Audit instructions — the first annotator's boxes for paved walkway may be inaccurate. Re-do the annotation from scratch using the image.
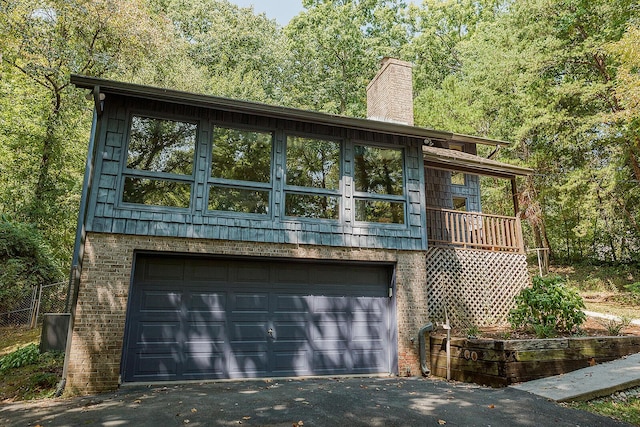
[512,352,640,402]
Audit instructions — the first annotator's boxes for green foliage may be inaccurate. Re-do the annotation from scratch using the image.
[509,276,586,337]
[0,219,63,312]
[598,317,631,336]
[625,282,640,295]
[0,344,40,372]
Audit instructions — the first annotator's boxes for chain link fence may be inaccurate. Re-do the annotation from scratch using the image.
[0,281,68,328]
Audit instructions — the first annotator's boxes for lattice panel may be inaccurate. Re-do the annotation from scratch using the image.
[426,247,530,328]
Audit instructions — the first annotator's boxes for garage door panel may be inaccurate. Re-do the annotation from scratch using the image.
[230,322,269,342]
[313,296,350,312]
[136,322,180,344]
[189,292,227,313]
[273,294,309,312]
[352,320,384,341]
[228,352,268,376]
[132,352,179,379]
[232,293,269,312]
[274,264,309,283]
[136,258,184,282]
[183,353,226,378]
[140,291,182,312]
[123,256,395,382]
[235,262,270,283]
[313,350,348,373]
[189,261,228,282]
[350,349,386,371]
[312,320,350,341]
[185,322,226,343]
[272,321,307,341]
[272,350,309,374]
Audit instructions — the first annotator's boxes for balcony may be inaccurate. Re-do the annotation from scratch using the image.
[426,207,524,253]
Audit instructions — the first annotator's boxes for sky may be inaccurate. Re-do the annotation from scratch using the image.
[227,0,305,26]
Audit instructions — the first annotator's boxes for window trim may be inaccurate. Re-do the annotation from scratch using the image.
[283,133,343,221]
[118,112,200,212]
[351,141,408,226]
[204,122,275,218]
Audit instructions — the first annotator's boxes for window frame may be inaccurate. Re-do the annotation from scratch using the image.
[283,132,343,222]
[118,112,199,212]
[351,142,407,226]
[205,122,275,218]
[449,143,467,187]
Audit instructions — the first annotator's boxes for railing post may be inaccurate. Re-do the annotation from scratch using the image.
[515,216,525,254]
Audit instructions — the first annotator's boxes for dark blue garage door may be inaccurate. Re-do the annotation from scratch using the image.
[122,255,396,382]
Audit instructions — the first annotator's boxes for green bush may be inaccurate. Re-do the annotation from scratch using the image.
[509,276,586,337]
[0,218,63,313]
[0,343,40,372]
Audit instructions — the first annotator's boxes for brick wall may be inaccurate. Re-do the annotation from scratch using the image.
[366,58,414,126]
[66,232,428,393]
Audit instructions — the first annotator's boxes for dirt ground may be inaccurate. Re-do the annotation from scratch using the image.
[447,316,640,340]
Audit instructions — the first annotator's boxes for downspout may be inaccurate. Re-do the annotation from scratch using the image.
[419,322,434,376]
[57,86,103,396]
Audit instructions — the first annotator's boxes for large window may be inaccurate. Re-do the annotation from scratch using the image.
[353,145,405,224]
[208,126,272,215]
[285,136,340,219]
[122,115,196,208]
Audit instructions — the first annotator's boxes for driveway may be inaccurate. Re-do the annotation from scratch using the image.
[0,376,631,426]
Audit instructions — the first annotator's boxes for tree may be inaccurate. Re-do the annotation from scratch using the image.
[0,0,173,263]
[283,0,410,116]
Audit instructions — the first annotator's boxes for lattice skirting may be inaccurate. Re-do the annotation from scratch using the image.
[426,247,530,328]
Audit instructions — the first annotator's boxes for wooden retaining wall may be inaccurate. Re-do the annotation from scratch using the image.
[430,335,640,387]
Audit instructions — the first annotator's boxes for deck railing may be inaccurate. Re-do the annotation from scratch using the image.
[426,207,524,253]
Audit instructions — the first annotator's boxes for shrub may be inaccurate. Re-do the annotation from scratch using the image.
[509,276,586,337]
[0,343,40,372]
[0,218,63,313]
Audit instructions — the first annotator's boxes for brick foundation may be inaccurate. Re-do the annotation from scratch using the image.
[66,232,428,393]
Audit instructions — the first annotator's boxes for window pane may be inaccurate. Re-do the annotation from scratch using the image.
[208,186,269,214]
[355,199,404,224]
[285,193,339,219]
[123,177,191,208]
[354,145,403,195]
[286,136,340,189]
[453,197,467,211]
[211,127,272,182]
[451,172,465,185]
[127,116,196,175]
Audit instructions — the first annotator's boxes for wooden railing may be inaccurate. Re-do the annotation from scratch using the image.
[426,207,524,253]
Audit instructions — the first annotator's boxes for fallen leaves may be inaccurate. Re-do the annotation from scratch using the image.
[438,420,447,425]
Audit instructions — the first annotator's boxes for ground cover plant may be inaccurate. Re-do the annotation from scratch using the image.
[0,327,63,402]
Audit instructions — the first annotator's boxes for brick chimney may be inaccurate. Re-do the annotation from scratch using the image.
[366,57,414,126]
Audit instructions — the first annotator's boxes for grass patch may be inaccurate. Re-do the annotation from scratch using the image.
[570,391,640,426]
[0,326,64,402]
[550,263,639,293]
[0,326,41,356]
[584,301,640,320]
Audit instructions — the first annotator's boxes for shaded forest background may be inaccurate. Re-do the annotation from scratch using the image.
[0,0,639,283]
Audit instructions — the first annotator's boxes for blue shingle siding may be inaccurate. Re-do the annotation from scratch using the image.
[87,95,427,250]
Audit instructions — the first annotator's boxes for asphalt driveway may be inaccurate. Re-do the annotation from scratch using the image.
[0,376,631,426]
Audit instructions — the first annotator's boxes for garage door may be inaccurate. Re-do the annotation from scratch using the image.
[122,255,396,382]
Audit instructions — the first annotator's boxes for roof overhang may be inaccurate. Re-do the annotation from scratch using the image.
[423,146,533,179]
[71,74,510,147]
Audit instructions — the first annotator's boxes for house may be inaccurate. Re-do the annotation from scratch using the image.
[65,58,532,393]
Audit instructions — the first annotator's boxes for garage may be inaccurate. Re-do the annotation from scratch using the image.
[122,254,397,382]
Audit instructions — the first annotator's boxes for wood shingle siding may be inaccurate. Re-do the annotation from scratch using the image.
[86,94,427,251]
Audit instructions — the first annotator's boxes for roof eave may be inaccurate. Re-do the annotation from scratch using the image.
[70,74,510,147]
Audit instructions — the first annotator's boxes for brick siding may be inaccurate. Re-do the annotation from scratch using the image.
[66,232,428,393]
